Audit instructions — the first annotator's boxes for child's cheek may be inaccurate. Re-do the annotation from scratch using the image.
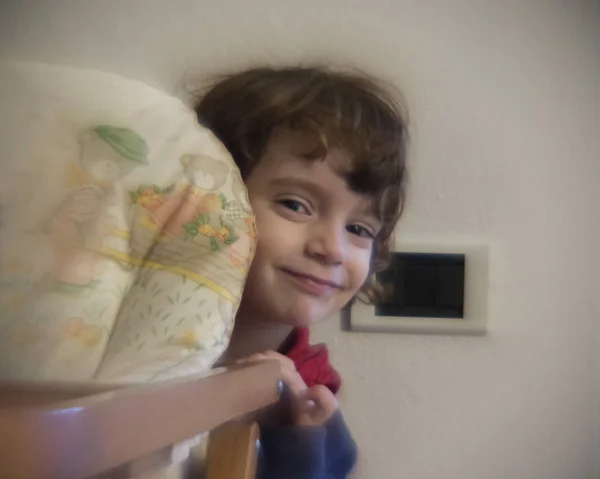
[349,248,372,292]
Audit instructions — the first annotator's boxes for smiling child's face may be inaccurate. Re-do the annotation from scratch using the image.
[239,129,381,328]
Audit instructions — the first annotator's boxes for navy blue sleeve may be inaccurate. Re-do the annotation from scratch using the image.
[257,410,357,479]
[324,410,358,476]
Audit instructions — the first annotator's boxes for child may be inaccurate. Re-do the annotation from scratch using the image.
[195,67,408,479]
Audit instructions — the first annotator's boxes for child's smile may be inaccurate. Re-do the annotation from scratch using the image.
[238,130,380,327]
[280,267,343,297]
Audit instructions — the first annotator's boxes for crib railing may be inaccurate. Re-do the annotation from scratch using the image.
[0,361,282,479]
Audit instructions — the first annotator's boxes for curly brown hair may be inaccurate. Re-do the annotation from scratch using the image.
[194,66,408,303]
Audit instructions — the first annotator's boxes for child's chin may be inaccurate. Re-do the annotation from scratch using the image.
[284,316,314,328]
[264,295,334,328]
[277,307,329,328]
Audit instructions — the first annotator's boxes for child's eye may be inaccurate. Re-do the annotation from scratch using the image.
[346,224,375,238]
[279,199,310,214]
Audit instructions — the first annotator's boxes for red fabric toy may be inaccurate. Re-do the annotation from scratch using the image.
[281,327,341,394]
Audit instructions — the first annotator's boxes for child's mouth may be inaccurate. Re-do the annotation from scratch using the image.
[281,269,341,297]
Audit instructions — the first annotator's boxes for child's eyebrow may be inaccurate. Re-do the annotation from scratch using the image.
[268,177,326,197]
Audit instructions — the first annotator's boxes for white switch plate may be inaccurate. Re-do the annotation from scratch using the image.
[343,243,489,336]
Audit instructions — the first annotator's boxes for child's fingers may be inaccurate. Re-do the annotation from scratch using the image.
[238,355,338,426]
[293,396,317,415]
[237,351,296,375]
[299,385,338,416]
[237,351,287,364]
[237,351,306,395]
[292,386,338,426]
[236,353,268,363]
[252,351,296,369]
[236,352,280,366]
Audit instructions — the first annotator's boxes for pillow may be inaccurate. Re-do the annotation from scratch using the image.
[0,61,255,383]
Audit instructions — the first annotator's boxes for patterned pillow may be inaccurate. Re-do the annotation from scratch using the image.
[0,61,255,383]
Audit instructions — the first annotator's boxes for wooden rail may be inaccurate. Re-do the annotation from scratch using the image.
[0,361,282,479]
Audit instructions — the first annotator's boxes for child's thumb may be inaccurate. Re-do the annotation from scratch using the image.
[300,385,338,412]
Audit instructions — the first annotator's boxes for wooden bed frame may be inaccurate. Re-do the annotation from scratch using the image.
[0,361,282,479]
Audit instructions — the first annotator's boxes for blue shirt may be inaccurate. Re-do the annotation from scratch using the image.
[257,410,357,479]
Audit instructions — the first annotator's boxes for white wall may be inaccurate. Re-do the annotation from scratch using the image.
[1,1,598,478]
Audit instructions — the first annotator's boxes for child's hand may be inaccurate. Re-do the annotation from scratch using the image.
[240,350,306,395]
[293,384,339,427]
[238,351,338,427]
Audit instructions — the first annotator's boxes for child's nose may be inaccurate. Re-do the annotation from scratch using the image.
[305,223,346,265]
